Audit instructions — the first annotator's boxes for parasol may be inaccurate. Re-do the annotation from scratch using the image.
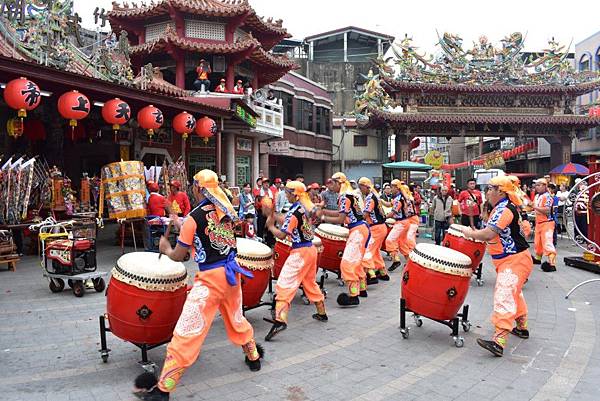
[382,161,432,171]
[549,163,589,176]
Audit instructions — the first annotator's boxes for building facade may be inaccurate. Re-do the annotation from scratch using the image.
[265,72,333,183]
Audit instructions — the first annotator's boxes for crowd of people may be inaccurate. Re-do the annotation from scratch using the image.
[133,168,588,400]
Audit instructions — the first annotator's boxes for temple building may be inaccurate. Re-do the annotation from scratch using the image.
[355,33,600,183]
[107,0,299,185]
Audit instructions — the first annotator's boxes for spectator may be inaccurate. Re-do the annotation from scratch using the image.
[321,178,339,210]
[266,89,277,103]
[146,181,170,217]
[556,183,569,233]
[380,183,392,202]
[431,186,453,245]
[258,178,275,246]
[241,213,258,241]
[308,183,322,206]
[295,173,304,183]
[238,183,255,218]
[167,180,191,216]
[548,183,560,245]
[458,178,483,229]
[193,59,211,92]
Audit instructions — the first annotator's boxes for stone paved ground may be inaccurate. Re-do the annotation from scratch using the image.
[1,225,600,400]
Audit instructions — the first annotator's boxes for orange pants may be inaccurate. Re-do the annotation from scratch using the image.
[491,250,533,347]
[386,218,417,262]
[362,223,387,275]
[275,246,325,322]
[340,224,369,296]
[158,269,257,392]
[534,221,556,265]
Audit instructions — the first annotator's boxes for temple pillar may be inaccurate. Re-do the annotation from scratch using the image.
[394,132,410,182]
[225,132,236,186]
[259,152,269,179]
[226,61,235,92]
[252,138,260,182]
[216,126,222,176]
[175,52,186,89]
[549,134,573,167]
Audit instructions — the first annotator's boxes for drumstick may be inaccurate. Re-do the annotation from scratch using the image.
[158,221,173,260]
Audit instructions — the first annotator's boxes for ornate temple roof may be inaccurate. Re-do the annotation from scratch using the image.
[250,47,298,70]
[130,27,260,56]
[109,0,251,20]
[369,108,600,128]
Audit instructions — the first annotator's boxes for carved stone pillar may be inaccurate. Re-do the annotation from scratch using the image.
[549,133,573,167]
[394,132,410,182]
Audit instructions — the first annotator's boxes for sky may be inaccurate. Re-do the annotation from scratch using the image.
[74,0,600,54]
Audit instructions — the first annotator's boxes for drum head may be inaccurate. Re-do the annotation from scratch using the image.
[312,237,322,246]
[236,238,273,270]
[447,224,484,242]
[410,243,472,277]
[316,223,349,239]
[114,252,188,291]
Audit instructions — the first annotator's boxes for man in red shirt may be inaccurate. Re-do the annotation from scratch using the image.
[458,178,483,228]
[167,180,191,216]
[147,181,169,217]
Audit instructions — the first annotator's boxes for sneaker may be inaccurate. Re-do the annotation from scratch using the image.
[476,338,503,357]
[366,276,379,285]
[532,257,541,265]
[312,313,328,322]
[377,273,390,281]
[511,327,529,339]
[388,262,402,272]
[133,372,169,401]
[359,290,368,298]
[541,262,556,272]
[244,343,264,371]
[263,319,287,341]
[337,293,360,306]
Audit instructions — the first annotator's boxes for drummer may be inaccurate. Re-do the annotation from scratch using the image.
[531,178,557,272]
[320,172,370,306]
[133,169,263,401]
[385,179,408,272]
[358,177,390,283]
[399,183,419,256]
[167,180,191,216]
[461,176,532,357]
[263,181,328,341]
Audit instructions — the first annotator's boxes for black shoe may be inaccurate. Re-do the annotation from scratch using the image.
[532,257,541,265]
[389,262,402,272]
[366,276,379,285]
[337,293,359,306]
[312,313,328,322]
[245,343,264,371]
[263,319,287,341]
[133,372,169,401]
[511,327,530,339]
[541,262,556,272]
[476,338,503,357]
[359,290,368,298]
[377,273,390,281]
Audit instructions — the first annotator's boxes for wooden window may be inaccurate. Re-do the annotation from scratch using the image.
[354,135,368,147]
[295,99,314,131]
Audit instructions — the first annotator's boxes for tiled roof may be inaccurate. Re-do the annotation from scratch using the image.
[130,28,260,56]
[244,14,290,38]
[250,47,298,70]
[370,108,600,127]
[109,0,251,20]
[382,75,600,96]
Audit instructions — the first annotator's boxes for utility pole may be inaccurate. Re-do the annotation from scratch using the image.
[340,118,346,172]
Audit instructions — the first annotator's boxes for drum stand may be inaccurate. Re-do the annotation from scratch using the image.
[473,263,484,286]
[399,298,471,348]
[318,268,345,288]
[98,315,168,374]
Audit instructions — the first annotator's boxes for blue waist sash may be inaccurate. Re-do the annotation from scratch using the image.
[292,241,313,249]
[198,252,253,286]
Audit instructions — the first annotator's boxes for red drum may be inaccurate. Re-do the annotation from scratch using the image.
[273,237,323,279]
[401,243,472,321]
[315,224,349,272]
[443,224,486,270]
[236,238,273,308]
[107,252,188,344]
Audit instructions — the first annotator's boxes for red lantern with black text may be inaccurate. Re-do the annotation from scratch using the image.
[102,98,131,130]
[58,90,90,128]
[195,116,217,144]
[173,111,196,141]
[3,77,41,118]
[137,105,163,141]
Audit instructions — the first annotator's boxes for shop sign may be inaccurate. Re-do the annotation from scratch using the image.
[235,104,257,128]
[424,150,444,169]
[237,138,252,151]
[483,150,505,170]
[268,140,290,155]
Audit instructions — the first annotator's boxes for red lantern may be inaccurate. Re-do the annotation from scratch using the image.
[58,90,90,127]
[3,77,41,118]
[137,105,163,141]
[195,116,217,144]
[173,111,196,141]
[102,98,131,130]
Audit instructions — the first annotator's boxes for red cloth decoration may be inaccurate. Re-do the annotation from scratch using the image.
[3,77,41,117]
